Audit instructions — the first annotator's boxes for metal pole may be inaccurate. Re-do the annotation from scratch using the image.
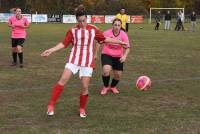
[149,8,151,24]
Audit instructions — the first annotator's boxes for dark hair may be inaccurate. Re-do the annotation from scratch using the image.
[75,5,87,19]
[112,18,122,25]
[15,7,21,11]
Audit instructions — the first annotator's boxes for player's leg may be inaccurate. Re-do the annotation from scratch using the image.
[16,39,25,68]
[164,21,167,30]
[47,63,77,116]
[100,54,112,95]
[168,21,171,30]
[110,57,123,94]
[110,70,122,94]
[79,67,93,118]
[17,45,23,67]
[126,23,129,32]
[11,39,18,66]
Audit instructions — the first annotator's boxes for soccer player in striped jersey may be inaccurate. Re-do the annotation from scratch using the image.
[100,18,131,95]
[41,5,127,118]
[8,8,29,68]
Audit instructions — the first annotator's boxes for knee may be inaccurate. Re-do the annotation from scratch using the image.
[103,69,111,76]
[58,78,67,85]
[17,46,22,53]
[103,72,110,76]
[114,73,121,80]
[114,75,120,80]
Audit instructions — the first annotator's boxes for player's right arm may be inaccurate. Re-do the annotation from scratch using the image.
[41,29,73,57]
[41,43,65,57]
[8,17,14,28]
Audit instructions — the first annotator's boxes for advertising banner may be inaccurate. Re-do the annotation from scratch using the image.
[22,14,32,23]
[0,13,13,22]
[131,16,144,24]
[32,14,48,23]
[63,15,76,23]
[105,15,115,23]
[48,14,61,22]
[91,15,105,23]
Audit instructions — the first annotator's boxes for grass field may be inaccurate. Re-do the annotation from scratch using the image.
[0,22,200,134]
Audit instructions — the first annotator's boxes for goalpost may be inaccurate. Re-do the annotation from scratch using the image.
[149,8,184,24]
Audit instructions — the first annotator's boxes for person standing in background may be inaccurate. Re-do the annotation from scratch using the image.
[175,12,181,31]
[155,11,161,30]
[179,10,185,31]
[8,8,30,68]
[164,11,171,30]
[190,11,197,32]
[115,8,129,32]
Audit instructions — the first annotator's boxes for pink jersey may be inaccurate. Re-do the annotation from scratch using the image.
[8,16,29,38]
[62,24,105,68]
[102,29,130,57]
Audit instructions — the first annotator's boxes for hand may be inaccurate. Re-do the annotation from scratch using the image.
[119,55,127,63]
[11,25,15,28]
[20,24,26,28]
[120,41,128,46]
[41,49,52,57]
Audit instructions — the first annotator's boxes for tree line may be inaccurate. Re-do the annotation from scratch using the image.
[0,0,199,15]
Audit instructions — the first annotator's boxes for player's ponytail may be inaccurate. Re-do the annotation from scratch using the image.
[75,4,87,19]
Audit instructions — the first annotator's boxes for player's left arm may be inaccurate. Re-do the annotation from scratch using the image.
[120,48,130,63]
[119,33,131,63]
[22,18,30,28]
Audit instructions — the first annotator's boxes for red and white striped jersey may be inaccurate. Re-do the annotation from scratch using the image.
[62,24,105,68]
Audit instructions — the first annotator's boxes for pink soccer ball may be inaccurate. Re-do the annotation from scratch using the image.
[136,76,151,90]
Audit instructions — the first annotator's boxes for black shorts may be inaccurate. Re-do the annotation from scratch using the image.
[11,38,25,47]
[101,54,123,71]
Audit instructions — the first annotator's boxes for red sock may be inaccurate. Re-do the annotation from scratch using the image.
[48,83,64,106]
[80,94,88,110]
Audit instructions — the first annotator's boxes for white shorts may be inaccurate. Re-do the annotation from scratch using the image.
[65,63,93,78]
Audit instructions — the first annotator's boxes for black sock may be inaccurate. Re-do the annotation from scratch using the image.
[102,75,110,87]
[18,52,23,64]
[12,52,17,63]
[111,79,119,88]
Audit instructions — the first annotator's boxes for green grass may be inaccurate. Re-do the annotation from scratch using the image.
[0,22,200,134]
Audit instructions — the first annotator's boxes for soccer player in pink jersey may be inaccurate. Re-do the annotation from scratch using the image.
[41,5,127,118]
[8,8,29,68]
[100,18,131,95]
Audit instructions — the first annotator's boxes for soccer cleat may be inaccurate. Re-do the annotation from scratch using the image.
[80,108,87,118]
[100,86,110,95]
[47,105,54,116]
[110,87,119,94]
[10,62,17,66]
